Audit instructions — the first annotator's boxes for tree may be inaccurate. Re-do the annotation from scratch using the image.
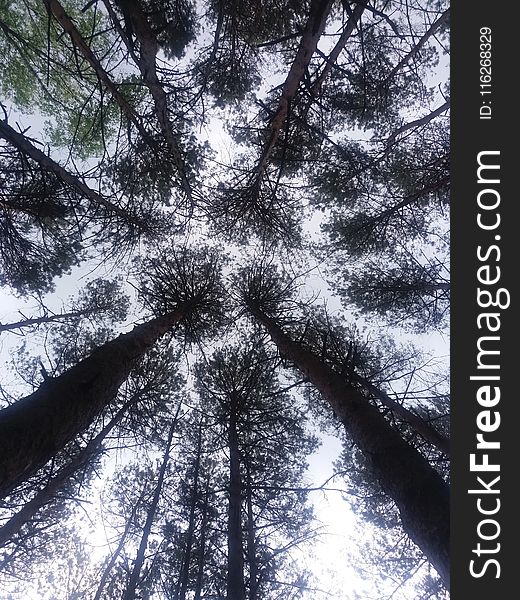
[0,0,200,293]
[334,433,449,599]
[0,117,154,294]
[0,0,124,157]
[151,415,222,600]
[0,309,182,499]
[0,0,450,596]
[0,248,224,498]
[0,343,183,554]
[195,336,318,600]
[0,133,82,293]
[205,0,348,244]
[92,486,148,600]
[239,265,449,587]
[123,417,178,600]
[0,397,131,550]
[0,278,129,335]
[170,419,205,600]
[91,462,162,600]
[280,305,450,456]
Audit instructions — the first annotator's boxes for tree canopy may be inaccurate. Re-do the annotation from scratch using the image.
[0,1,450,598]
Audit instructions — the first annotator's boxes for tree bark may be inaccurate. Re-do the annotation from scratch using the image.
[0,119,135,223]
[227,399,246,600]
[176,422,203,600]
[385,8,450,83]
[43,0,151,143]
[250,308,450,588]
[0,308,184,499]
[310,1,368,96]
[386,101,450,148]
[255,0,333,180]
[0,307,99,334]
[112,0,192,200]
[0,396,136,548]
[123,416,178,600]
[348,372,450,456]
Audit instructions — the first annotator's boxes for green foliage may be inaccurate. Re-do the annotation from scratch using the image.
[0,0,450,596]
[136,244,229,343]
[344,255,450,332]
[0,0,124,157]
[0,145,83,293]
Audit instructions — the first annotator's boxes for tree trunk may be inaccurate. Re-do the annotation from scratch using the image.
[0,307,99,334]
[255,0,333,179]
[310,1,368,96]
[114,0,192,200]
[245,463,258,600]
[43,0,151,143]
[348,372,450,456]
[123,416,178,600]
[0,396,136,548]
[385,8,450,82]
[386,101,450,147]
[0,308,184,499]
[251,309,450,588]
[227,400,245,600]
[93,486,148,600]
[193,472,211,600]
[176,422,203,600]
[0,120,135,223]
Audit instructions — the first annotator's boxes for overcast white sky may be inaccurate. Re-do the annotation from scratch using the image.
[0,3,450,597]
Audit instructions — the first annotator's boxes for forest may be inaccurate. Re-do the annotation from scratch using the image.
[0,0,450,598]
